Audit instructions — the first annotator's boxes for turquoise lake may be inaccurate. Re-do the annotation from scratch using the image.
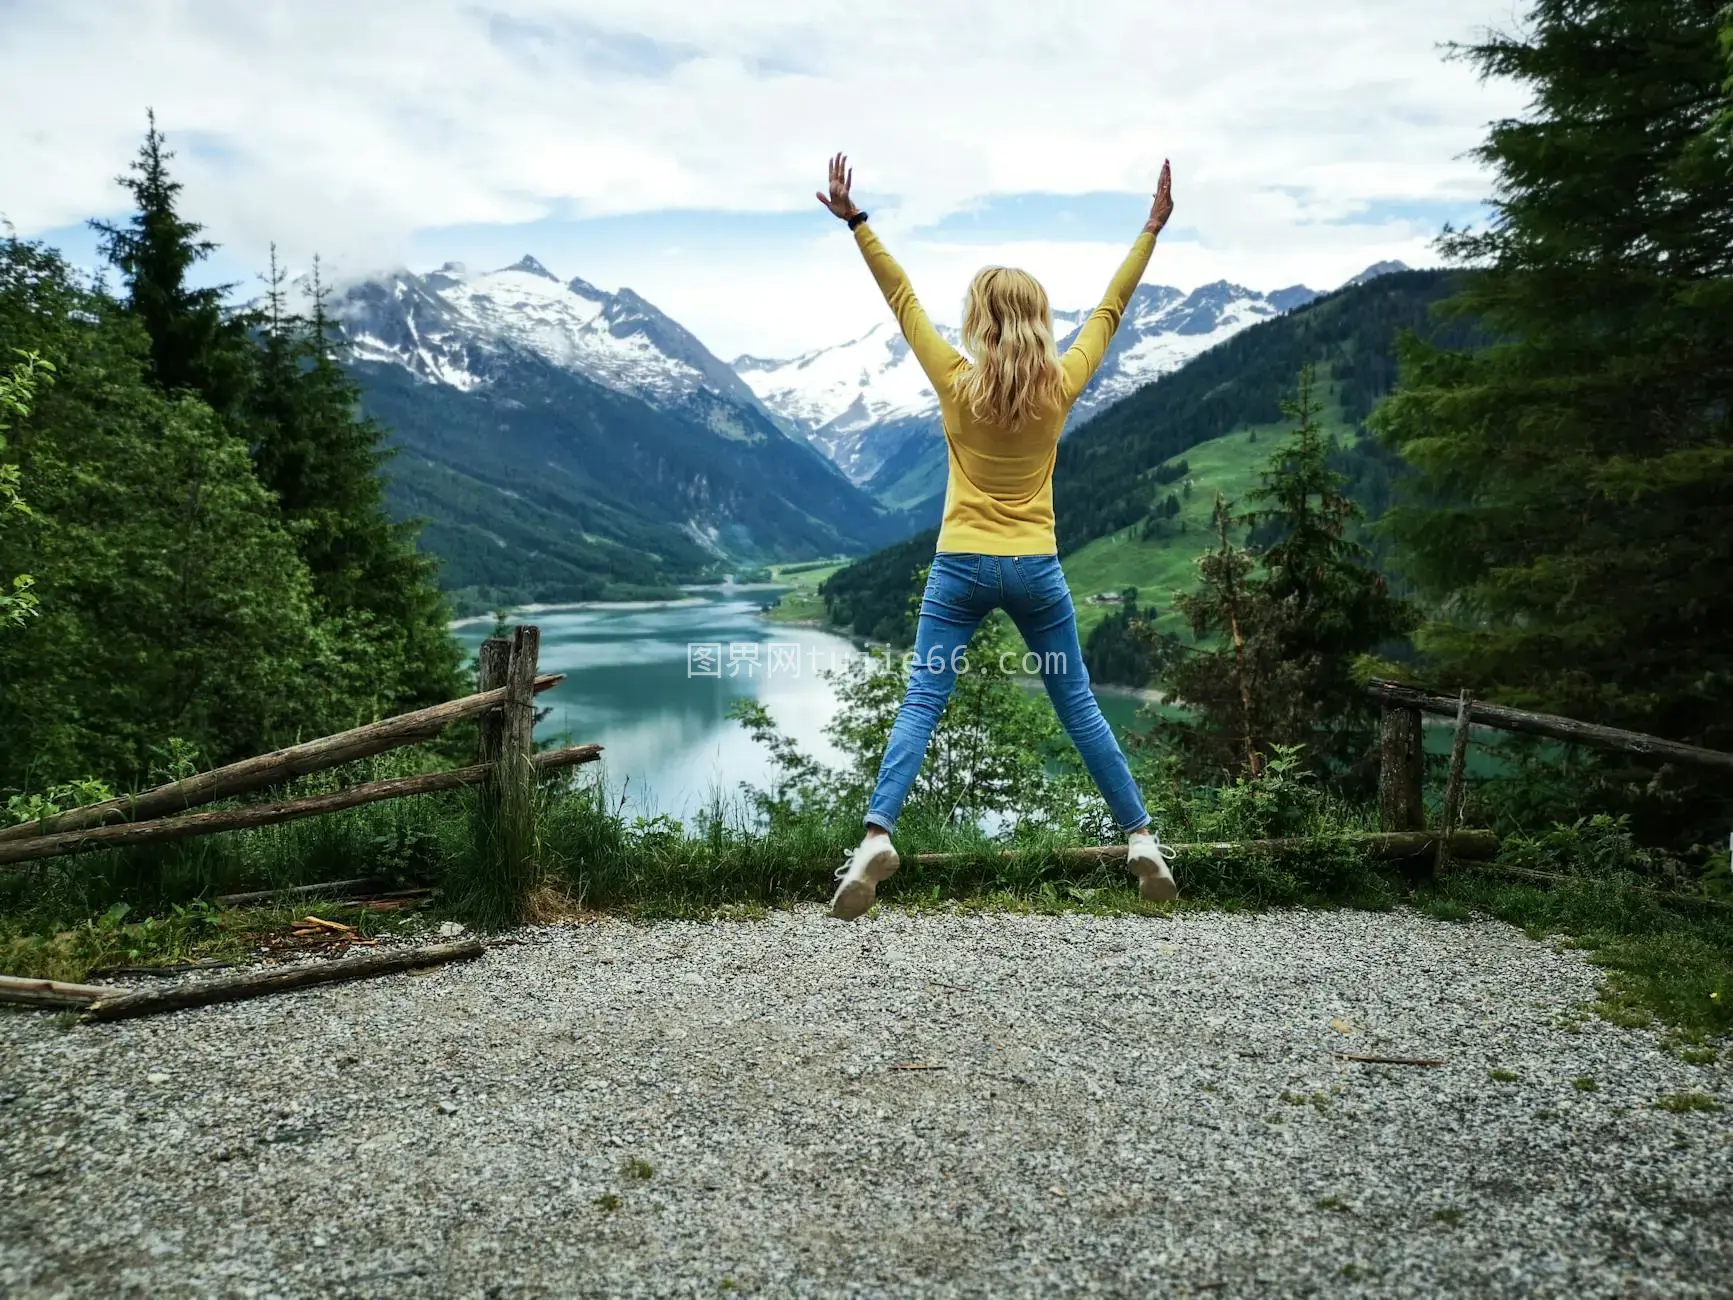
[453,594,1146,823]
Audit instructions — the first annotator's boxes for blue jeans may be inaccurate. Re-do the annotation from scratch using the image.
[864,553,1150,835]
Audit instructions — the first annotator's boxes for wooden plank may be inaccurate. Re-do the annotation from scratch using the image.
[0,975,132,1008]
[0,744,601,869]
[1436,691,1473,875]
[1366,679,1733,772]
[0,673,565,844]
[1377,705,1426,832]
[908,830,1499,866]
[81,940,483,1023]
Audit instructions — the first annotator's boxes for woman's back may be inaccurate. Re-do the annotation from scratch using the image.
[851,223,1158,556]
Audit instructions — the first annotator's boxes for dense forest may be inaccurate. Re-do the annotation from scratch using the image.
[0,118,462,795]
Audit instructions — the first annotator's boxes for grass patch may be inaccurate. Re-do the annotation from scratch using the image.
[1656,1091,1723,1114]
[1432,1209,1464,1227]
[1572,1076,1598,1092]
[1434,869,1733,1040]
[1488,1068,1519,1083]
[621,1158,654,1182]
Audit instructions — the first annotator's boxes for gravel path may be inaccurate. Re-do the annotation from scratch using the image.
[2,907,1729,1299]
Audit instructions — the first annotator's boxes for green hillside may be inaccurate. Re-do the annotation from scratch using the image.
[1065,425,1275,640]
[1053,269,1478,553]
[1065,406,1367,640]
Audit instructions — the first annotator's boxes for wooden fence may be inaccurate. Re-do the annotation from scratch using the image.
[0,625,600,869]
[2,644,1722,884]
[1369,677,1732,876]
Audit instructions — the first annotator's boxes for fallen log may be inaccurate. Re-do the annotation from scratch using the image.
[0,744,602,869]
[908,829,1499,867]
[81,939,484,1023]
[1338,1053,1446,1067]
[0,974,132,1009]
[0,673,566,844]
[1365,679,1733,773]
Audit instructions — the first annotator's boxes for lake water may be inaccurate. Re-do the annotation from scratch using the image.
[453,593,1145,823]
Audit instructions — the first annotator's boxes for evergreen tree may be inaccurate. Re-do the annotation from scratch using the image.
[1244,367,1414,774]
[90,110,253,416]
[1159,494,1274,778]
[1156,370,1414,783]
[0,240,350,788]
[0,349,51,629]
[1372,1,1733,827]
[247,253,462,711]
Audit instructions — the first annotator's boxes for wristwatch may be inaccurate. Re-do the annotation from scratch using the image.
[847,211,870,230]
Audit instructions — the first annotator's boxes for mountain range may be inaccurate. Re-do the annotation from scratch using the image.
[321,258,911,608]
[733,277,1328,491]
[318,251,1409,603]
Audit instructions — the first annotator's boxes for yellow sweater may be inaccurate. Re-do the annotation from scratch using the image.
[853,222,1156,555]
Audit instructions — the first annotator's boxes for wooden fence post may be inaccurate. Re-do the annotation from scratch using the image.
[1377,705,1426,834]
[1436,691,1473,875]
[488,625,541,915]
[501,625,540,778]
[476,637,512,775]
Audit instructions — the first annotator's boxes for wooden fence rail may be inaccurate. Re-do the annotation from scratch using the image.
[0,627,601,872]
[1369,676,1733,873]
[0,671,566,844]
[0,746,599,869]
[1367,679,1733,773]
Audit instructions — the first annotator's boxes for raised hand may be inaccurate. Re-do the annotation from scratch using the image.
[815,152,862,221]
[1145,159,1174,236]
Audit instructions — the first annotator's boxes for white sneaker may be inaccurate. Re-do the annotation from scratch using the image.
[1127,833,1179,902]
[830,834,900,921]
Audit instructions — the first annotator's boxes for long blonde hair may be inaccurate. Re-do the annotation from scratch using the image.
[956,266,1065,429]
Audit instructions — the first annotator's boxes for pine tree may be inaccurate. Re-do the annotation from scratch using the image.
[0,349,53,629]
[90,110,253,415]
[1161,493,1272,777]
[1372,1,1733,824]
[1156,370,1414,783]
[248,254,461,710]
[0,239,346,786]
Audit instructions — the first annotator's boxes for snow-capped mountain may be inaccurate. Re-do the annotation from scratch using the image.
[325,255,785,443]
[732,276,1345,485]
[733,321,969,480]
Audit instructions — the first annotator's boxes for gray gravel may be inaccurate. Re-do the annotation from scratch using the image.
[1,907,1729,1299]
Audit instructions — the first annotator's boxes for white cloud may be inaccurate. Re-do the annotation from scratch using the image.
[1,0,1528,355]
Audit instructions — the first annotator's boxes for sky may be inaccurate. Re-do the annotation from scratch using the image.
[1,0,1528,359]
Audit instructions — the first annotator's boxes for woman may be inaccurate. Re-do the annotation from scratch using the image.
[815,153,1179,921]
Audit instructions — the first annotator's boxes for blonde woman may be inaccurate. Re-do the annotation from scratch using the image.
[816,153,1179,920]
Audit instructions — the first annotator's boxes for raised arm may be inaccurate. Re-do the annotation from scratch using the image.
[817,153,962,387]
[1062,160,1174,403]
